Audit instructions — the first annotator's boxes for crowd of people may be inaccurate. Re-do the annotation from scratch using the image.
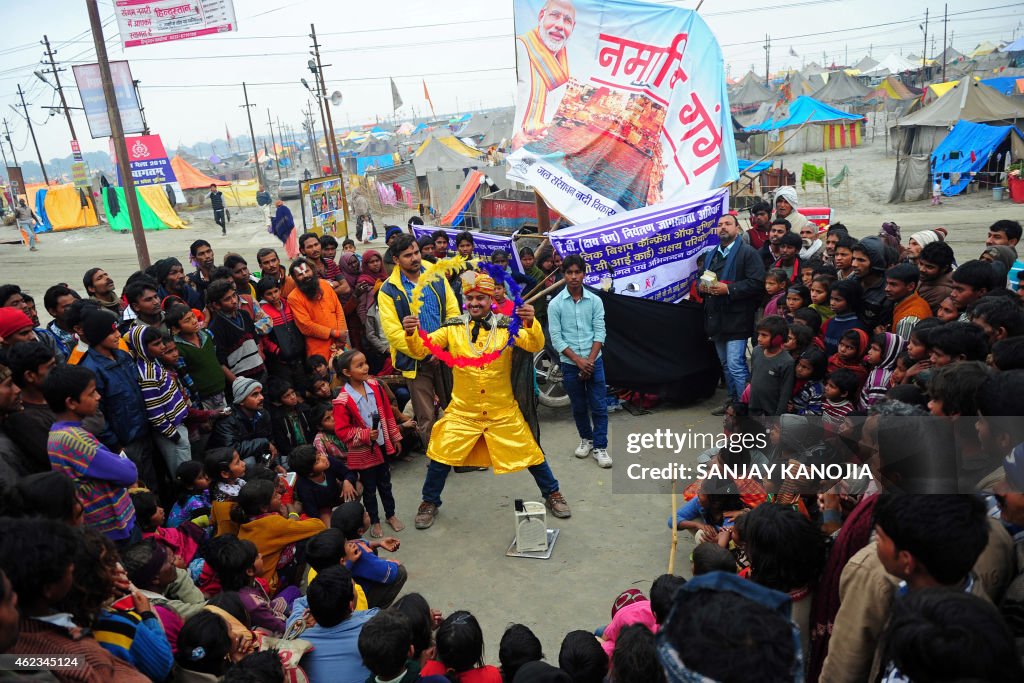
[1,189,1024,682]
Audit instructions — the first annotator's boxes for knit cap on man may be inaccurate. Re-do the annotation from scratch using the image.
[232,376,262,405]
[0,307,34,339]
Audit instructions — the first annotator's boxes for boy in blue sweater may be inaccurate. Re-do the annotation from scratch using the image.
[331,501,407,609]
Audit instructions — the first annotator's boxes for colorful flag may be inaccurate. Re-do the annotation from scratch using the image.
[423,79,436,117]
[390,78,403,111]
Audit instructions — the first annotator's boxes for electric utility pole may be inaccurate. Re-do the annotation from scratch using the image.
[2,119,19,166]
[921,8,929,87]
[16,85,48,185]
[942,4,948,83]
[267,108,281,182]
[241,82,263,185]
[41,34,77,143]
[310,22,350,234]
[764,35,771,86]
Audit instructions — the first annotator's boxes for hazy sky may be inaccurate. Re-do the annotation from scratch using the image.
[0,0,1018,167]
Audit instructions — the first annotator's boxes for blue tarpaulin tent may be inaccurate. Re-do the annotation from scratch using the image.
[931,120,1024,196]
[737,158,773,174]
[980,77,1024,96]
[742,96,861,132]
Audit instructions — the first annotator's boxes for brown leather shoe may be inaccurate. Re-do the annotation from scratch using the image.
[545,491,572,519]
[414,502,438,529]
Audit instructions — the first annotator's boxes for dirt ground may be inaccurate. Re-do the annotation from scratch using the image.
[1,139,1022,658]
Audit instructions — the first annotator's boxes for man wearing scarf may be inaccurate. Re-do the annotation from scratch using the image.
[513,0,576,149]
[401,270,571,528]
[773,186,799,223]
[700,214,765,415]
[798,222,825,268]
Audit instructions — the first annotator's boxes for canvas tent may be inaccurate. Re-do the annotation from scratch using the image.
[744,96,863,154]
[413,136,485,176]
[981,76,1024,96]
[893,80,1024,154]
[872,75,917,100]
[862,54,921,77]
[171,156,229,190]
[853,56,879,73]
[730,76,775,111]
[811,70,873,103]
[414,129,482,159]
[102,185,185,231]
[970,41,999,58]
[931,120,1024,195]
[25,184,99,232]
[1003,37,1024,53]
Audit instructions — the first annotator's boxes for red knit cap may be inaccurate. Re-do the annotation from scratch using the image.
[0,307,33,339]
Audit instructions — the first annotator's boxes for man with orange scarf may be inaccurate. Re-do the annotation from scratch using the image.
[401,270,572,529]
[512,0,576,149]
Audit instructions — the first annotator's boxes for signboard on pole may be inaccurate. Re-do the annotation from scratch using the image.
[506,0,737,224]
[302,176,348,237]
[72,61,145,138]
[71,140,83,161]
[71,162,92,189]
[112,134,177,186]
[5,167,25,198]
[114,0,238,48]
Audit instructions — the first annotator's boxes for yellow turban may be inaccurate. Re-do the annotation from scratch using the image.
[461,270,495,297]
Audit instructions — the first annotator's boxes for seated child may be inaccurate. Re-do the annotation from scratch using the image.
[310,402,351,467]
[304,528,370,611]
[43,364,138,543]
[421,611,502,682]
[936,295,960,323]
[669,477,744,542]
[822,369,860,433]
[792,307,825,350]
[859,332,907,409]
[233,479,325,596]
[167,460,212,529]
[307,376,337,413]
[890,351,913,388]
[204,534,293,636]
[265,377,312,460]
[692,543,738,575]
[131,489,201,568]
[331,501,407,609]
[498,624,544,682]
[790,348,826,416]
[359,610,451,683]
[290,444,358,526]
[827,328,869,389]
[306,354,336,393]
[121,538,206,621]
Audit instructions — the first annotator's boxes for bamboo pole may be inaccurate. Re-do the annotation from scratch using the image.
[524,276,565,305]
[668,480,678,574]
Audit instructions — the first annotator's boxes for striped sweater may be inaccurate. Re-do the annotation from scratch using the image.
[94,609,174,682]
[14,617,151,683]
[127,326,188,438]
[48,421,137,540]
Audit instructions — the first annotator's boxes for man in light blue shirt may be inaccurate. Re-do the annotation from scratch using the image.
[286,565,378,683]
[548,254,611,468]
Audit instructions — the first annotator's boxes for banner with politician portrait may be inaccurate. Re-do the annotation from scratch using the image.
[507,0,737,224]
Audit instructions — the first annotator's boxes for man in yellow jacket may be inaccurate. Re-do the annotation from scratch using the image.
[377,234,460,449]
[400,269,571,529]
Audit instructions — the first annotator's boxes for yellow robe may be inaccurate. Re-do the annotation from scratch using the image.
[406,314,545,473]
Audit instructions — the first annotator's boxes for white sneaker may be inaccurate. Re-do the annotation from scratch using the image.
[592,448,612,468]
[574,439,593,458]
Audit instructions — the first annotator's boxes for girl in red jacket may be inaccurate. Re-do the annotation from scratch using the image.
[332,349,404,538]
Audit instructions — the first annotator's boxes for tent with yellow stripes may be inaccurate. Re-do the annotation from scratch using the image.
[414,129,482,159]
[24,183,99,232]
[743,96,863,155]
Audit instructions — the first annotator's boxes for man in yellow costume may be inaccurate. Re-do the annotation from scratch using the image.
[401,270,572,529]
[512,0,576,150]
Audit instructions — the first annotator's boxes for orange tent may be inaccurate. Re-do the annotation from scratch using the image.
[441,170,485,226]
[170,156,230,190]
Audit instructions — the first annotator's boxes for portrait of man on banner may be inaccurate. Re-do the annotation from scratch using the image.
[513,0,577,150]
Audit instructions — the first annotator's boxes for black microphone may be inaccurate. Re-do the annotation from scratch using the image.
[371,412,380,430]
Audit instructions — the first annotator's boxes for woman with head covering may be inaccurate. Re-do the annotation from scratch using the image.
[773,186,799,222]
[356,250,388,326]
[878,222,905,261]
